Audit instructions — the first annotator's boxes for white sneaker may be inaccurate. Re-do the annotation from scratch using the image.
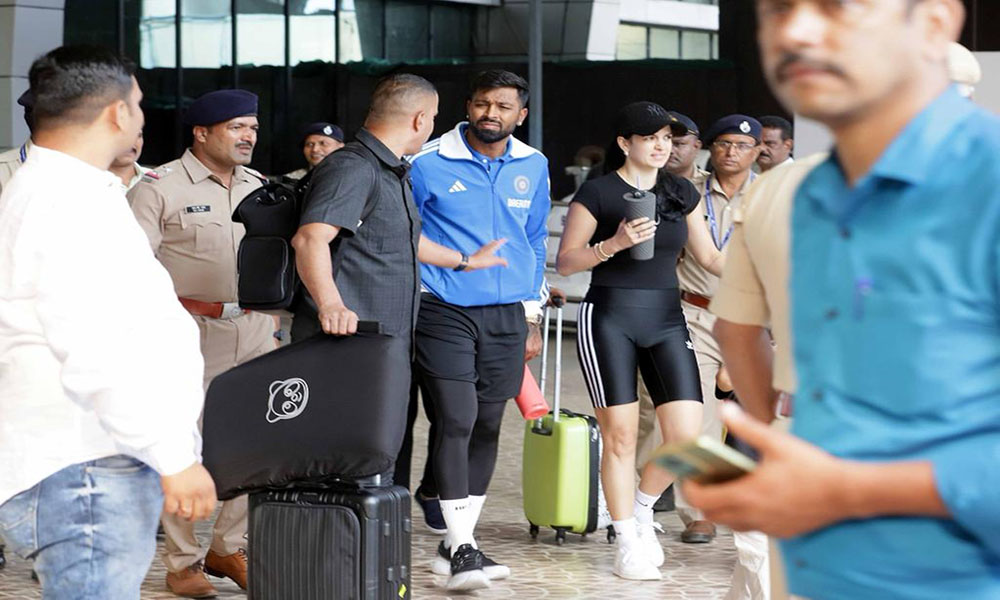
[613,543,662,581]
[637,521,665,567]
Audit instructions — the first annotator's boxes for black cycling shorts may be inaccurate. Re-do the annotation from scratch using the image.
[576,286,702,409]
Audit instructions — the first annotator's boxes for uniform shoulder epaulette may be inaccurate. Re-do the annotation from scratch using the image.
[141,164,174,184]
[243,166,268,184]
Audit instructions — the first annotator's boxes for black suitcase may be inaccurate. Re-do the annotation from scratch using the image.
[249,482,411,600]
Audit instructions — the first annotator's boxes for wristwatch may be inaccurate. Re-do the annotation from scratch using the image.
[453,253,470,272]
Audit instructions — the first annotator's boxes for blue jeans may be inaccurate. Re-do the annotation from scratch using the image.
[0,455,163,599]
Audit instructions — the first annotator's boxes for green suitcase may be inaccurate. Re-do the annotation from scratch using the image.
[522,303,615,545]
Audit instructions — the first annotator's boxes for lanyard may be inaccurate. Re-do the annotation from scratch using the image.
[19,143,27,163]
[704,172,755,250]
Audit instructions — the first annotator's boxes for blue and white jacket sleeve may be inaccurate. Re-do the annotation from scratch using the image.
[521,170,551,321]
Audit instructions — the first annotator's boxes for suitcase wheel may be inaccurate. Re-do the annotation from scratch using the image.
[555,528,566,545]
[529,523,540,539]
[606,525,616,544]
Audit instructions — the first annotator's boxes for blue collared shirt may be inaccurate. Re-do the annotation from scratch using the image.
[785,87,1000,599]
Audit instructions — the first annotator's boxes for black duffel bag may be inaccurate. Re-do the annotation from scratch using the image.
[202,325,411,500]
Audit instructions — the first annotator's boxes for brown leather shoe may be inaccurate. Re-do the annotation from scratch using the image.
[681,520,717,544]
[204,549,248,590]
[166,564,218,598]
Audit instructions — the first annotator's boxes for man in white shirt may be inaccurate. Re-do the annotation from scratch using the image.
[0,45,215,599]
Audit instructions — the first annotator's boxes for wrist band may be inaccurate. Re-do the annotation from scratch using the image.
[453,252,470,272]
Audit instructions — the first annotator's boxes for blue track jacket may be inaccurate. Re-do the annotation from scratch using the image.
[409,123,550,315]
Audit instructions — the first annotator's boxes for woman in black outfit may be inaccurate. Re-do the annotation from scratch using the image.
[556,102,724,581]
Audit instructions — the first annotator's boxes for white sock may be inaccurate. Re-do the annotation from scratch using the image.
[440,498,475,555]
[467,495,486,549]
[634,489,658,526]
[613,518,639,545]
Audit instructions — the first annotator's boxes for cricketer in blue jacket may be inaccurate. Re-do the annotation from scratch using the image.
[409,121,550,318]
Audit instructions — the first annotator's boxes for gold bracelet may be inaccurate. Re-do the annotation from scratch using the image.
[595,241,614,262]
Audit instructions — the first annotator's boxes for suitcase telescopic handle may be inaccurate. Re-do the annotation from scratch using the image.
[552,305,563,422]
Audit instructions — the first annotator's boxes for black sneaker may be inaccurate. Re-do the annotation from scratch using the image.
[414,492,447,535]
[445,544,490,591]
[433,541,509,580]
[653,485,675,512]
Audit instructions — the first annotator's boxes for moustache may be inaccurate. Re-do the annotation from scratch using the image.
[476,119,502,127]
[774,53,847,82]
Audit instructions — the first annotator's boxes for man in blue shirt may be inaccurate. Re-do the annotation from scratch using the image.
[408,69,549,591]
[684,1,1000,599]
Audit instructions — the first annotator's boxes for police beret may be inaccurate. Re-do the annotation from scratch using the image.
[184,89,258,127]
[703,115,762,145]
[301,122,344,143]
[666,111,699,137]
[615,101,684,138]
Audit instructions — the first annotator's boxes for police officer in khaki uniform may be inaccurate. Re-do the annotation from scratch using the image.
[674,115,762,544]
[0,91,35,195]
[128,89,275,598]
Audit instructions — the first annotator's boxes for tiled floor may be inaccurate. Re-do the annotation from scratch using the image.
[0,331,737,599]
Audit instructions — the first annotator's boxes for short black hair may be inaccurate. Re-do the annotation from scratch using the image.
[368,73,437,122]
[28,45,135,129]
[469,70,530,107]
[759,115,793,141]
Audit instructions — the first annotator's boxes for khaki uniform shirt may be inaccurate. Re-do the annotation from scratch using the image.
[677,170,757,298]
[709,154,827,394]
[127,149,274,384]
[0,140,31,195]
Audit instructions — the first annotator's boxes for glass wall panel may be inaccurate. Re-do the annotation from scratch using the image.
[290,0,336,64]
[385,1,428,62]
[140,0,178,68]
[430,4,473,60]
[237,0,286,67]
[181,0,232,69]
[343,0,384,63]
[681,29,711,60]
[616,24,646,61]
[649,27,679,59]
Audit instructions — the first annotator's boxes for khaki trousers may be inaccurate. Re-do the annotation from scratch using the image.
[162,311,275,573]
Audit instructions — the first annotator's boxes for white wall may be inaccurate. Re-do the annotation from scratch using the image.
[0,0,64,151]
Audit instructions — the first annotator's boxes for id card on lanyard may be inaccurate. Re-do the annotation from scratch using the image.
[704,173,755,250]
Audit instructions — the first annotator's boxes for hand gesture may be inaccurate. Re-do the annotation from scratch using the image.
[318,303,359,336]
[162,463,217,522]
[467,239,509,271]
[609,217,656,252]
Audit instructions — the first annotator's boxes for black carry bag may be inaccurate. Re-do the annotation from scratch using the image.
[232,176,307,311]
[248,482,411,600]
[202,324,411,500]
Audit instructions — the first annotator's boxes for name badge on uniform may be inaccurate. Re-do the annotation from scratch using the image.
[185,205,211,214]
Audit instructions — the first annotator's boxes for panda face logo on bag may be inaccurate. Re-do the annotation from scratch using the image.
[265,378,310,423]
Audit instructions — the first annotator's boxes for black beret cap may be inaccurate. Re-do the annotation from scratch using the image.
[703,114,762,145]
[614,101,684,138]
[302,122,344,143]
[184,89,258,127]
[666,110,699,137]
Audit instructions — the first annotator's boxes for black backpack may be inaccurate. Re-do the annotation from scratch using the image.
[232,173,310,311]
[232,146,381,311]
